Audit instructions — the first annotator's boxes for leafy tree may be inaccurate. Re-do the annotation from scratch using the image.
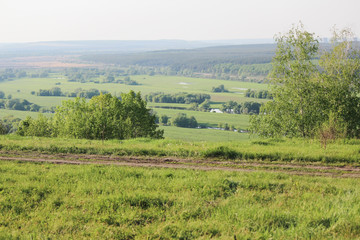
[0,91,4,99]
[188,102,199,111]
[17,115,52,137]
[318,28,360,137]
[172,113,198,128]
[220,101,260,115]
[0,121,6,135]
[250,24,360,138]
[212,84,228,93]
[199,99,211,112]
[50,91,163,140]
[160,115,169,125]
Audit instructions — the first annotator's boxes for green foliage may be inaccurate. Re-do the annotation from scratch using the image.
[37,87,63,96]
[245,89,273,99]
[0,121,5,135]
[221,100,261,114]
[212,84,228,93]
[251,24,360,138]
[187,99,212,112]
[0,115,21,134]
[0,98,40,112]
[145,92,210,104]
[18,91,163,140]
[17,115,52,137]
[171,113,198,128]
[37,87,109,99]
[0,68,28,82]
[63,68,139,85]
[159,115,169,125]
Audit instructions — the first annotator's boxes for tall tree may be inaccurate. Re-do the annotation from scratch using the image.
[250,24,360,138]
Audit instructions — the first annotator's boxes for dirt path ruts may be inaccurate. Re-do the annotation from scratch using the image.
[1,152,360,178]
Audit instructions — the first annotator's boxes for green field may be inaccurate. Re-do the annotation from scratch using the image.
[0,74,268,109]
[1,160,360,239]
[1,135,360,164]
[154,109,250,129]
[159,126,250,142]
[0,73,264,141]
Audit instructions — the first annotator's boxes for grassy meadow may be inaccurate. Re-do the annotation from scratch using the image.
[0,73,263,141]
[1,160,360,239]
[0,73,268,108]
[1,135,360,165]
[159,126,250,142]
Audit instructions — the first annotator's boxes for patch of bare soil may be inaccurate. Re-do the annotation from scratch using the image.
[1,151,360,178]
[0,55,101,68]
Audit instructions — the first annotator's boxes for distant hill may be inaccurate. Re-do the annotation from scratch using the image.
[0,39,274,56]
[81,44,277,67]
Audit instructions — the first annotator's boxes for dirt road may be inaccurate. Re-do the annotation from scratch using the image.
[1,151,360,178]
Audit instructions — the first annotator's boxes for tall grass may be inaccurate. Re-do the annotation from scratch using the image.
[0,161,360,239]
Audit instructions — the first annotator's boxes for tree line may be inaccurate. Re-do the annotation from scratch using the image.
[221,101,261,115]
[35,87,109,99]
[244,89,273,99]
[144,92,210,104]
[0,69,49,82]
[0,97,40,112]
[64,68,140,85]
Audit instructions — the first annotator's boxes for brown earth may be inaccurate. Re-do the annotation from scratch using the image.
[0,55,101,68]
[1,151,360,178]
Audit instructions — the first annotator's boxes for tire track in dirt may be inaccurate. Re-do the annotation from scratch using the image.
[1,153,360,178]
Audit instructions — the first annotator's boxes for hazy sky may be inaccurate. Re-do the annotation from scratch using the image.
[0,0,359,43]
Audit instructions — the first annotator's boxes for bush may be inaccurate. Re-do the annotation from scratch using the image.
[171,113,198,128]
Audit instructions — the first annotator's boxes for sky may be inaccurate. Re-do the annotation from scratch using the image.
[0,0,359,43]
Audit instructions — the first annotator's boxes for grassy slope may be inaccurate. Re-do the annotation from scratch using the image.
[1,161,359,239]
[159,126,250,142]
[154,109,250,128]
[1,135,360,164]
